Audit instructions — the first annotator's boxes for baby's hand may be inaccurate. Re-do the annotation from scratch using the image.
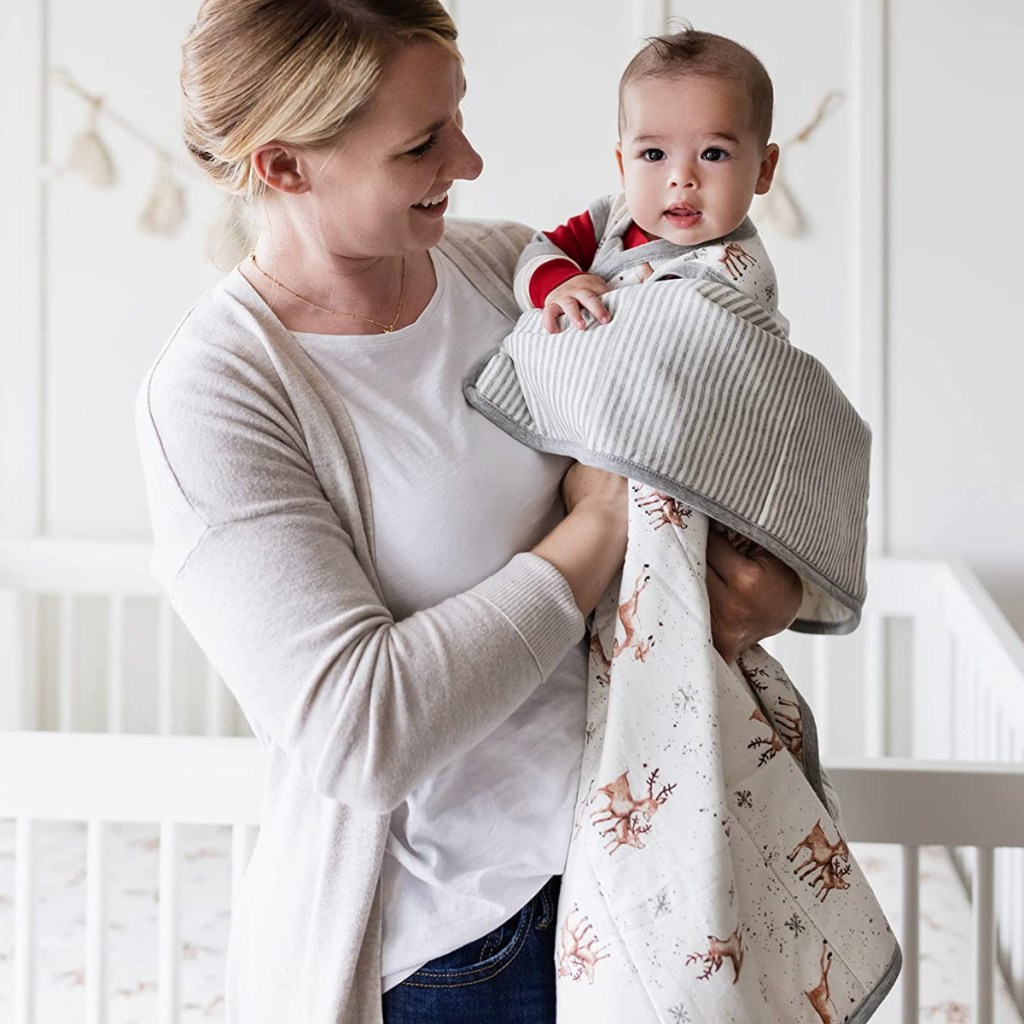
[543,274,613,334]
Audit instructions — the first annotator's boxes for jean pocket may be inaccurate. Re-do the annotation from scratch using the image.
[400,904,533,988]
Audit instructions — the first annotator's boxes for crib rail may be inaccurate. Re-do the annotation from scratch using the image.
[0,540,240,736]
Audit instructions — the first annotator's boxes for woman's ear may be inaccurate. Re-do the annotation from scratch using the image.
[250,143,310,195]
[754,143,781,195]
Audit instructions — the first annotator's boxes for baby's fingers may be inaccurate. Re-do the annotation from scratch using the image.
[578,292,612,326]
[547,297,586,333]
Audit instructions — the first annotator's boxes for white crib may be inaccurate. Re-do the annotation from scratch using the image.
[1,540,1023,1024]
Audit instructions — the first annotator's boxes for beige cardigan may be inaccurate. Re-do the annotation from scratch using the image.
[135,219,586,1023]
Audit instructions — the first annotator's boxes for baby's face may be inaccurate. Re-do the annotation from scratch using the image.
[616,74,778,247]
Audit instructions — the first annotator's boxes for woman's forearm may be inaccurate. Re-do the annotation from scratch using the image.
[531,503,628,616]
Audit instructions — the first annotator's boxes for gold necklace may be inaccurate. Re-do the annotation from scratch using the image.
[248,251,407,333]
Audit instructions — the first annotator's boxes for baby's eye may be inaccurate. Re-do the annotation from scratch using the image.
[641,148,666,162]
[701,147,730,162]
[407,134,439,158]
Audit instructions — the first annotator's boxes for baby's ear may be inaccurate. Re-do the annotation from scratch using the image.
[755,143,781,195]
[615,143,625,184]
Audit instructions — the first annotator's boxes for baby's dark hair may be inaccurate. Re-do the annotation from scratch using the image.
[618,29,774,144]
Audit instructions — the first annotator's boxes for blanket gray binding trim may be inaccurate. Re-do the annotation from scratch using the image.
[463,278,871,635]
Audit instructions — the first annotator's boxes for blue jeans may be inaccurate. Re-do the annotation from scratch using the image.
[381,876,560,1024]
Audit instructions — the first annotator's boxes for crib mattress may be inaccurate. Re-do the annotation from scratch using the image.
[0,824,1020,1023]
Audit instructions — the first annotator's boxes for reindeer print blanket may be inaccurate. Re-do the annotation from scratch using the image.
[464,269,900,1022]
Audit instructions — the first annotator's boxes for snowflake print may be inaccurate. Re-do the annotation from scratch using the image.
[673,685,695,714]
[651,888,671,918]
[668,1005,691,1023]
[766,282,776,304]
[735,789,753,809]
[785,913,805,936]
[584,722,596,744]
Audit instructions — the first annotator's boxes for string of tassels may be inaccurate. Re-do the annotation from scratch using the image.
[51,66,253,264]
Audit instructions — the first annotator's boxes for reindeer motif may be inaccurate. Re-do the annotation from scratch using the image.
[591,767,677,853]
[788,820,850,890]
[772,697,803,756]
[611,566,655,662]
[557,907,611,983]
[633,486,692,531]
[805,941,837,1023]
[748,699,804,766]
[748,707,786,765]
[813,857,852,902]
[685,925,744,983]
[719,242,757,280]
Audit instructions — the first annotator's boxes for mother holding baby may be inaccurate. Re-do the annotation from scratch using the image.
[136,2,802,1021]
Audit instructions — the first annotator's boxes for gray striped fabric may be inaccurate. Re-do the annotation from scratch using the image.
[463,277,871,634]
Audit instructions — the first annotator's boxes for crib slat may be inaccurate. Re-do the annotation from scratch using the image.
[159,821,181,1024]
[86,820,109,1024]
[157,599,174,736]
[911,612,952,758]
[14,817,36,1024]
[107,595,125,733]
[863,615,886,756]
[59,593,75,731]
[974,846,996,1024]
[901,844,919,1024]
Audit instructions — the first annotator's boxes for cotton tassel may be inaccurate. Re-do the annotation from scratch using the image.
[138,161,186,236]
[67,98,116,187]
[754,167,804,237]
[207,197,256,268]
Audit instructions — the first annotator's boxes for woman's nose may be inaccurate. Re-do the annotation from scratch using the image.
[450,126,483,182]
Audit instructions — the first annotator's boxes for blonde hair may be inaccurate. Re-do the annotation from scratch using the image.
[619,29,774,145]
[181,0,459,201]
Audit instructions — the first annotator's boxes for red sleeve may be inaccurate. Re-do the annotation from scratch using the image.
[544,211,599,268]
[528,260,590,308]
[527,210,600,308]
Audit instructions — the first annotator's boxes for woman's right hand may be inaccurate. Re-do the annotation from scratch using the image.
[531,463,628,616]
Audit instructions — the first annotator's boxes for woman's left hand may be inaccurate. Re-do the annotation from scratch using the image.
[705,530,802,663]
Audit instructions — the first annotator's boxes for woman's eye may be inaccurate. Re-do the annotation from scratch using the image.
[701,147,729,162]
[408,134,439,158]
[641,148,665,162]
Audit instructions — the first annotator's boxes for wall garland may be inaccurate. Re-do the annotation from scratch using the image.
[53,66,843,254]
[754,89,845,237]
[52,67,253,265]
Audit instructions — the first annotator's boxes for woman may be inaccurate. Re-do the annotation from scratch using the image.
[137,2,803,1021]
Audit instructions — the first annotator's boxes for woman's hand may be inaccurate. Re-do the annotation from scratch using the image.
[543,274,613,334]
[531,464,627,617]
[706,530,802,663]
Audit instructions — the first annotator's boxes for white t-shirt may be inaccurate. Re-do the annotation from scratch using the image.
[293,248,587,992]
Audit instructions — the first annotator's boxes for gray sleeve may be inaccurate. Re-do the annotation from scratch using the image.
[512,195,615,310]
[137,335,584,815]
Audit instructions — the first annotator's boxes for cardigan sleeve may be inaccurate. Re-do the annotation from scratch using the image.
[136,311,584,815]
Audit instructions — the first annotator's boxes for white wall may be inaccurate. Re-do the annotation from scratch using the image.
[1,0,1022,633]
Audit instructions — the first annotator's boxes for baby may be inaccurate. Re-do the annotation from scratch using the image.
[513,28,782,334]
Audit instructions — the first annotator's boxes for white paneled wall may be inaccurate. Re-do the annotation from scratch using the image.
[0,0,1022,632]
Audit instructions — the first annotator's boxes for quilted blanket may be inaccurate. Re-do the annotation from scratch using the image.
[464,277,901,1023]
